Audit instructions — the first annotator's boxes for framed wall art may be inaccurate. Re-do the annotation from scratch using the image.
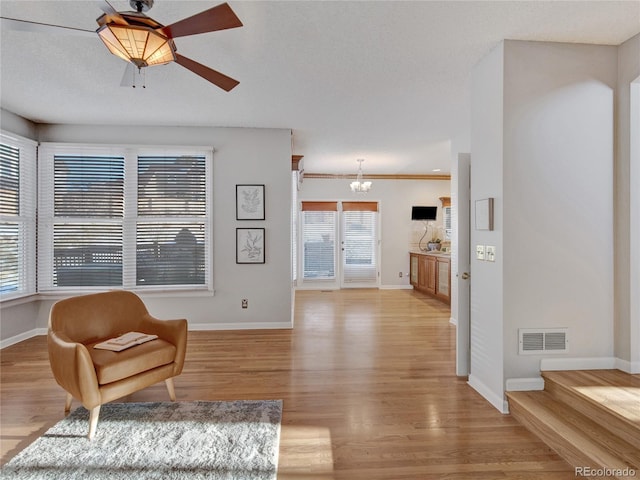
[236,228,265,264]
[236,184,265,220]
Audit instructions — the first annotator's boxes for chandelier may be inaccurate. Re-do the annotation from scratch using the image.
[350,159,372,194]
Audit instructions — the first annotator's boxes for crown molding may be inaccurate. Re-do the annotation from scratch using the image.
[304,173,451,180]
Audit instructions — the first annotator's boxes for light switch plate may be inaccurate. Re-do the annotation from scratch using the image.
[486,245,496,262]
[476,245,485,261]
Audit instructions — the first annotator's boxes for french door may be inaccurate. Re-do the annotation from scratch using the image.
[300,201,379,289]
[340,202,378,287]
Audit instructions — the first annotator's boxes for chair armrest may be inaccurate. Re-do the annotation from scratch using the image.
[47,330,101,408]
[140,315,188,375]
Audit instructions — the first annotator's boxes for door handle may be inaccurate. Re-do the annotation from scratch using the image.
[461,272,470,280]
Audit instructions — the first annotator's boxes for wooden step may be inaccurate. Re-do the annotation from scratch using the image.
[507,390,639,479]
[542,370,640,451]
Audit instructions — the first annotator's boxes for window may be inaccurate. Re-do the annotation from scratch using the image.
[0,133,37,300]
[51,154,125,287]
[301,202,337,280]
[291,172,298,283]
[342,202,378,285]
[444,206,452,240]
[38,144,211,292]
[136,155,206,286]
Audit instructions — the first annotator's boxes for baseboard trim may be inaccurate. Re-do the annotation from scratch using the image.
[189,322,292,331]
[1,322,293,349]
[449,316,457,326]
[540,356,616,371]
[1,328,47,349]
[468,374,509,414]
[614,357,640,374]
[379,285,413,290]
[505,377,544,392]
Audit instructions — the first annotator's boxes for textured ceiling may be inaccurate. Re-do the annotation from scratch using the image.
[1,1,638,174]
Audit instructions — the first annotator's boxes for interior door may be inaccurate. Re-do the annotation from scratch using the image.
[340,202,379,288]
[455,153,471,376]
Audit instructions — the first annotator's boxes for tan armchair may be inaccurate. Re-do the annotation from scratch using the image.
[48,290,187,439]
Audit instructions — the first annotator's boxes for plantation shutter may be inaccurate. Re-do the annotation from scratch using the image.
[342,202,378,284]
[136,155,207,286]
[301,201,337,280]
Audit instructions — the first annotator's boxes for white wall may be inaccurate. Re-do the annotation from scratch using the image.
[470,40,620,411]
[298,177,451,287]
[469,42,506,412]
[615,33,640,372]
[502,40,617,380]
[1,122,293,341]
[0,108,37,140]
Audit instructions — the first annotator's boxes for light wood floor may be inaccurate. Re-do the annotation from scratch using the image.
[1,289,575,479]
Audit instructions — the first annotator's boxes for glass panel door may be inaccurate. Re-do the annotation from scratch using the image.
[302,210,336,280]
[341,210,378,287]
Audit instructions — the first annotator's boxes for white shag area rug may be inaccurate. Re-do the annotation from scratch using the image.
[2,400,282,480]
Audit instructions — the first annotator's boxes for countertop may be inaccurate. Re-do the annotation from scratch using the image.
[410,250,451,257]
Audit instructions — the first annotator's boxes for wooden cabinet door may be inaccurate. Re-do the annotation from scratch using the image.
[425,256,437,294]
[418,255,428,289]
[436,257,451,304]
[410,254,418,286]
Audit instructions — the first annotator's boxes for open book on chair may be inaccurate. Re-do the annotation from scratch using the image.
[94,332,158,352]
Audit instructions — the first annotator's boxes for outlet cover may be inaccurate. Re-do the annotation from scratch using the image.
[486,245,496,262]
[476,245,485,261]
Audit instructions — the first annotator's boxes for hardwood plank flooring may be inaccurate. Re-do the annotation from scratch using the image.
[1,289,575,478]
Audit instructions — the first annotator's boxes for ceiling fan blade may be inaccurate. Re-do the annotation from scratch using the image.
[0,17,95,37]
[120,63,135,87]
[99,0,117,15]
[97,0,129,26]
[175,53,239,92]
[158,2,242,39]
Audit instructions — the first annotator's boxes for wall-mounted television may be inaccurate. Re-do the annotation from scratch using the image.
[411,206,437,221]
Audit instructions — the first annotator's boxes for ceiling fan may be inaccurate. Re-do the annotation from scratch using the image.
[1,0,243,91]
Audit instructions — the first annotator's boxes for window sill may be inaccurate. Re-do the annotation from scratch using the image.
[8,288,215,305]
[0,293,39,308]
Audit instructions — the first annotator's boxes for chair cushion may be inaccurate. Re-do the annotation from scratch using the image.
[86,338,177,385]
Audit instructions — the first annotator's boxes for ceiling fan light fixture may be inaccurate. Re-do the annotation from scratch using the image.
[97,24,176,68]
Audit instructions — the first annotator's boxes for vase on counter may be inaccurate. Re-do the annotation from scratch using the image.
[427,242,441,251]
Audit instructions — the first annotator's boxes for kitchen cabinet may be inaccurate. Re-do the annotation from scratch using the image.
[409,252,451,305]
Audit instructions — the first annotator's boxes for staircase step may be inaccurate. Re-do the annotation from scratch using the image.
[542,370,640,451]
[507,390,639,478]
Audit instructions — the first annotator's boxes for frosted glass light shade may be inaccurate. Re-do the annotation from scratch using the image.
[97,24,176,67]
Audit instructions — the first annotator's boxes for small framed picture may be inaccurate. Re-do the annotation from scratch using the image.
[236,228,265,264]
[475,198,494,231]
[236,184,265,220]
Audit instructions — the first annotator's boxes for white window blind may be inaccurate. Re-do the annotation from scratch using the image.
[444,206,452,240]
[342,210,378,284]
[0,132,36,300]
[136,155,207,286]
[291,172,298,283]
[301,202,337,280]
[38,145,211,292]
[52,155,125,287]
[342,202,378,285]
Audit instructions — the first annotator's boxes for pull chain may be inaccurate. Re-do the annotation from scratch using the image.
[132,66,147,89]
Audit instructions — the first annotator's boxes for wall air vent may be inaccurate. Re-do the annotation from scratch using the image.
[518,328,568,355]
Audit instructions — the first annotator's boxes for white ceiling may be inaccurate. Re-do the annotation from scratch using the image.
[1,1,638,174]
